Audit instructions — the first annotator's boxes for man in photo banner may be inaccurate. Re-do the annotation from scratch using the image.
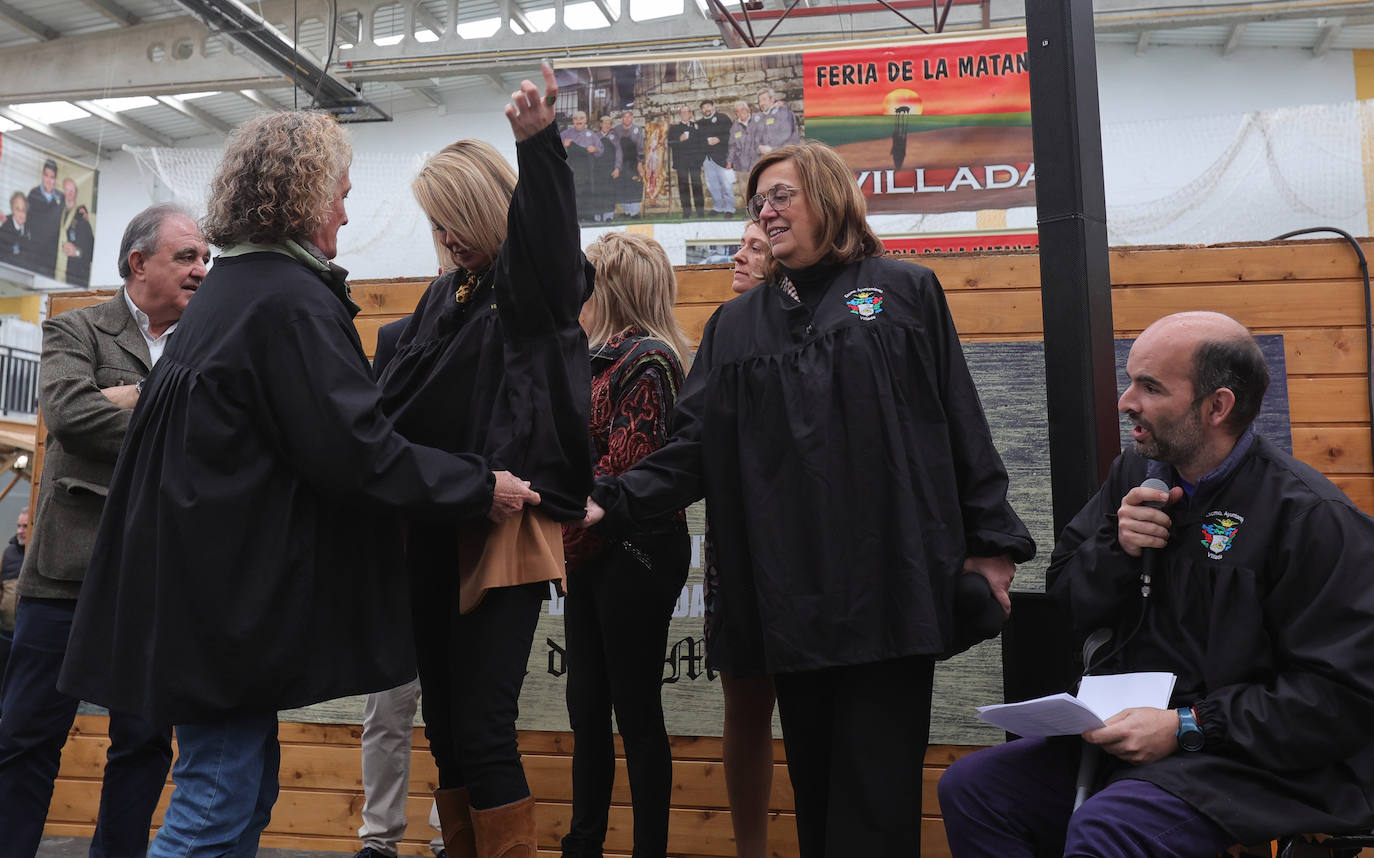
[667,106,705,219]
[754,89,800,157]
[697,100,735,217]
[610,110,646,219]
[25,159,62,278]
[560,111,603,223]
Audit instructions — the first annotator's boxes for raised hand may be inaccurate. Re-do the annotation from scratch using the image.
[505,61,558,142]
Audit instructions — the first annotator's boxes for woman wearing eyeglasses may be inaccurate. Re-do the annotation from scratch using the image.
[584,140,1033,857]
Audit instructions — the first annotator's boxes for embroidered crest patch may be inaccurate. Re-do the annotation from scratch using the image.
[1199,510,1245,560]
[844,288,884,320]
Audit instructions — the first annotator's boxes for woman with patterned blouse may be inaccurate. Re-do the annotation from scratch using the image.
[560,232,691,858]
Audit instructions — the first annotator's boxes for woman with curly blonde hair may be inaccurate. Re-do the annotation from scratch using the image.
[201,110,352,249]
[58,107,542,857]
[375,64,594,857]
[559,232,689,858]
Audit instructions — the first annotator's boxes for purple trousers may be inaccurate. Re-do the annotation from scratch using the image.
[937,737,1234,858]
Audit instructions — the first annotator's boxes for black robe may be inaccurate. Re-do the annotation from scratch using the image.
[1049,438,1374,841]
[377,121,593,525]
[593,258,1033,676]
[58,247,495,726]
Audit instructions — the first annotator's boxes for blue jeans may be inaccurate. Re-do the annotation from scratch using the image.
[938,737,1233,857]
[149,714,280,858]
[0,597,172,858]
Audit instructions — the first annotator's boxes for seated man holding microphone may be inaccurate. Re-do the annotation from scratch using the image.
[939,311,1374,855]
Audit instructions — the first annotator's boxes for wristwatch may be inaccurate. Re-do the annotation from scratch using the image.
[1176,706,1205,752]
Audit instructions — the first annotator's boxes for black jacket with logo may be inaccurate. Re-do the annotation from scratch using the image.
[1048,437,1374,840]
[594,257,1033,676]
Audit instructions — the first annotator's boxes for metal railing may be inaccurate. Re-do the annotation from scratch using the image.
[0,346,40,417]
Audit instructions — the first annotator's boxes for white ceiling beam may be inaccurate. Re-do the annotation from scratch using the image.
[0,0,58,41]
[1222,21,1245,54]
[0,15,286,104]
[403,82,445,106]
[588,0,616,24]
[0,107,103,158]
[505,0,535,34]
[1094,1,1374,34]
[1314,19,1343,55]
[1135,29,1151,54]
[71,99,174,146]
[155,95,233,135]
[413,3,446,36]
[74,0,141,27]
[335,13,361,46]
[239,89,287,111]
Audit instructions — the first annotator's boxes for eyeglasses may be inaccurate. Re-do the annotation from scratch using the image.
[747,184,803,222]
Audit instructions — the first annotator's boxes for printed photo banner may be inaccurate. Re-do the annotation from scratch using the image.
[553,32,1031,225]
[0,134,99,287]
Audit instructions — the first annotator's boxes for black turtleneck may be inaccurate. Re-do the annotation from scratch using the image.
[779,259,844,313]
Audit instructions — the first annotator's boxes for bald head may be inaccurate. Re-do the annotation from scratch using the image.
[1137,311,1251,349]
[1137,312,1269,434]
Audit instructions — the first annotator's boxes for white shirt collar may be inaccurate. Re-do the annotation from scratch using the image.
[122,289,177,366]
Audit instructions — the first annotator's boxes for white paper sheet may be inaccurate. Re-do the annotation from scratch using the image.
[975,672,1177,738]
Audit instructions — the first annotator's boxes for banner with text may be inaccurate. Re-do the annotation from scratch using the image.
[802,35,1032,215]
[553,33,1032,226]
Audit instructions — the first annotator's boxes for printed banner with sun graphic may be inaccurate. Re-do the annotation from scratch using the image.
[802,34,1032,215]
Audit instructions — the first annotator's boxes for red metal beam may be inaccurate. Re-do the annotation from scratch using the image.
[712,0,979,22]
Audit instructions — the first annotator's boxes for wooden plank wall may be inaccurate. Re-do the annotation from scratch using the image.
[41,237,1374,855]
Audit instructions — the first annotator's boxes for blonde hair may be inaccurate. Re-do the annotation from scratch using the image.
[412,140,516,271]
[203,111,351,247]
[583,232,690,366]
[748,141,883,265]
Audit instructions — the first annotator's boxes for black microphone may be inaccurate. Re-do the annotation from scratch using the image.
[1138,477,1170,598]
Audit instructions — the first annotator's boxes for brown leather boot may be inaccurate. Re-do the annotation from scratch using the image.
[433,787,477,858]
[470,795,537,858]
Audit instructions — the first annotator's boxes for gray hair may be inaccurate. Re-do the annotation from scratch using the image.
[118,204,192,280]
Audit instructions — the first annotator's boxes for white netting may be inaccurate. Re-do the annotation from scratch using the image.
[1102,99,1368,245]
[127,146,433,277]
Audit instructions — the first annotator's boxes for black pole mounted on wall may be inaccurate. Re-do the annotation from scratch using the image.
[1003,0,1122,703]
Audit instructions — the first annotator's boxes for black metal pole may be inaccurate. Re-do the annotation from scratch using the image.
[1027,0,1119,534]
[1002,0,1120,705]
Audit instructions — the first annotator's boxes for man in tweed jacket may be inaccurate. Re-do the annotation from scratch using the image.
[0,204,209,858]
